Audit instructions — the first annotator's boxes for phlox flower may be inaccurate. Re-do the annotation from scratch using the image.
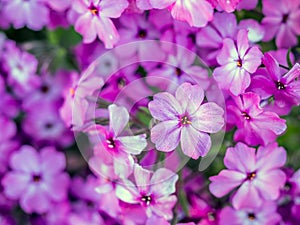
[227,92,287,146]
[149,82,224,159]
[219,201,281,225]
[196,12,237,66]
[149,0,214,27]
[208,0,241,13]
[1,0,49,30]
[250,53,300,115]
[2,146,70,214]
[88,104,147,177]
[116,165,178,220]
[72,0,129,48]
[262,0,300,48]
[213,29,263,96]
[209,142,287,209]
[3,42,40,97]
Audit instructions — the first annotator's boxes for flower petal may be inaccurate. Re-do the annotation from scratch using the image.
[109,104,129,137]
[209,170,246,198]
[192,102,224,133]
[180,126,211,159]
[150,168,178,197]
[149,92,182,121]
[151,120,181,152]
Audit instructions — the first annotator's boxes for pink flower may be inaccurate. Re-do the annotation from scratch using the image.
[219,201,281,225]
[88,104,147,177]
[227,92,287,146]
[213,29,263,96]
[3,42,40,97]
[149,82,224,159]
[2,146,70,214]
[250,53,300,115]
[262,0,300,48]
[72,0,129,48]
[116,165,178,220]
[209,142,287,209]
[149,0,214,27]
[1,0,49,30]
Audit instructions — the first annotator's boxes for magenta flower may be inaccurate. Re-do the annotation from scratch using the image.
[219,201,281,225]
[227,92,287,146]
[88,104,147,177]
[213,29,262,96]
[1,0,49,30]
[116,165,178,220]
[149,0,214,27]
[262,0,300,48]
[209,142,287,209]
[72,0,128,48]
[2,146,70,214]
[250,53,300,115]
[149,82,224,159]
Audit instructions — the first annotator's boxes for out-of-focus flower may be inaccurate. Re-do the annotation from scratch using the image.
[250,53,300,115]
[149,0,214,27]
[219,201,281,225]
[149,82,224,159]
[196,12,238,66]
[1,0,49,30]
[209,142,287,209]
[3,42,40,97]
[145,48,210,93]
[2,146,70,214]
[262,0,300,48]
[116,165,178,220]
[213,29,262,96]
[227,92,287,146]
[72,0,129,48]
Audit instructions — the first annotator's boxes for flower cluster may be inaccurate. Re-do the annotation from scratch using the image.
[0,0,300,224]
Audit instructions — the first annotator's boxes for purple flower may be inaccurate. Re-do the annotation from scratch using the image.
[1,0,49,30]
[196,12,238,66]
[149,82,224,159]
[116,165,178,220]
[219,201,281,225]
[148,0,214,27]
[262,0,300,48]
[213,29,262,96]
[209,142,287,209]
[227,92,287,146]
[2,145,70,214]
[3,42,40,97]
[250,53,300,115]
[72,0,128,48]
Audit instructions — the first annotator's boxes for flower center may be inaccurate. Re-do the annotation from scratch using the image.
[117,77,126,88]
[89,4,99,15]
[248,213,256,220]
[247,172,256,181]
[106,138,116,149]
[175,67,183,77]
[282,14,289,23]
[237,59,243,67]
[141,195,152,206]
[276,81,285,90]
[207,212,216,221]
[180,115,191,125]
[138,29,147,39]
[32,174,42,183]
[242,112,251,120]
[45,123,53,129]
[40,85,49,93]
